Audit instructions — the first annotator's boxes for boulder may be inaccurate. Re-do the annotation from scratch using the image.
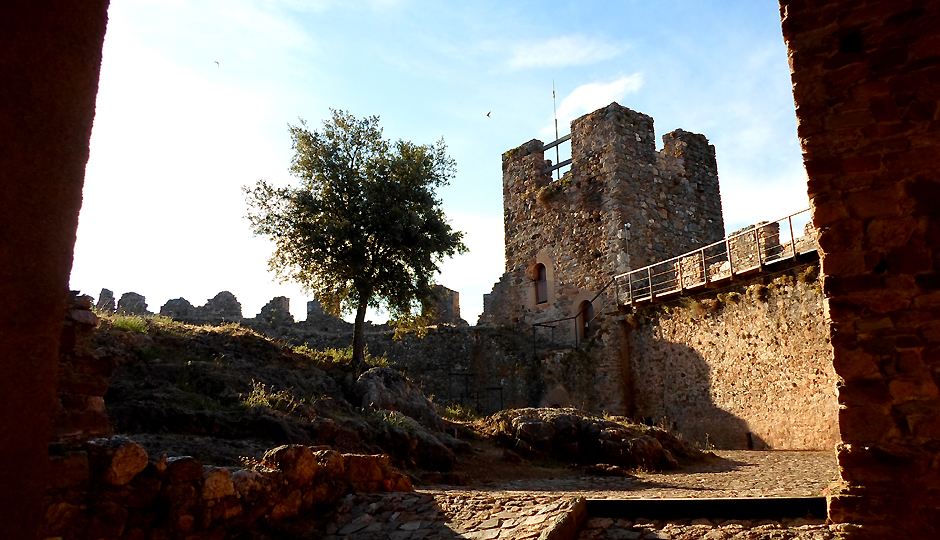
[262,444,320,485]
[85,436,149,486]
[369,410,456,471]
[355,367,443,431]
[483,408,702,471]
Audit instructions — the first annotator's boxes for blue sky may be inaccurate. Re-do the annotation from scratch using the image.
[70,0,808,324]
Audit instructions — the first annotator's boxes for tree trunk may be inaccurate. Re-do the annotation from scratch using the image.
[351,295,369,373]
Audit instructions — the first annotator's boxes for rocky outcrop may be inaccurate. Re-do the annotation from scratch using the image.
[483,408,703,471]
[43,438,411,539]
[355,367,444,431]
[116,292,149,315]
[95,288,115,311]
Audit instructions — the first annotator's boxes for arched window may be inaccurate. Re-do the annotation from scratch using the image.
[534,263,548,304]
[577,300,594,342]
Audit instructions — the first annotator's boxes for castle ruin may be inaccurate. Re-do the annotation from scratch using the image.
[480,102,838,450]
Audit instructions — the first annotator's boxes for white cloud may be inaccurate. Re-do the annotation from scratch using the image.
[508,35,624,69]
[540,74,645,138]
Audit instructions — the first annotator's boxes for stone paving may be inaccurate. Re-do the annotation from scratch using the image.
[321,451,841,539]
[323,491,582,539]
[578,517,844,540]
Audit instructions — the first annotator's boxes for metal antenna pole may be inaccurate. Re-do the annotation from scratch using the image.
[553,80,560,180]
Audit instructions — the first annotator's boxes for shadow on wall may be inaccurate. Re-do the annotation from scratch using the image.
[632,340,767,450]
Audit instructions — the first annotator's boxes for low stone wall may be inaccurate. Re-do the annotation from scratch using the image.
[44,439,411,539]
[55,293,114,443]
[627,261,839,450]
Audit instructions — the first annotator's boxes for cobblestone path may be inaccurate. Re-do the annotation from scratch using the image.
[321,451,841,539]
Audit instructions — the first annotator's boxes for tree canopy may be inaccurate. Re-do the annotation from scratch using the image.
[244,110,466,368]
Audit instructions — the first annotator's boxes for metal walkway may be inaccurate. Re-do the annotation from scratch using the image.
[614,208,816,308]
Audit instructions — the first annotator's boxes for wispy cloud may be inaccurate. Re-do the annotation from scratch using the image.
[508,35,624,69]
[540,74,645,137]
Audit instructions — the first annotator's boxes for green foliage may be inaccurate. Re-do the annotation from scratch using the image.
[244,110,466,367]
[441,403,479,422]
[536,172,573,203]
[797,264,819,284]
[292,344,390,369]
[240,379,300,413]
[111,314,148,333]
[148,314,191,335]
[371,409,420,435]
[391,307,435,340]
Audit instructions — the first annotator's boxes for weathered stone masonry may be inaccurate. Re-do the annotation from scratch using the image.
[628,261,839,451]
[481,103,725,415]
[480,102,838,451]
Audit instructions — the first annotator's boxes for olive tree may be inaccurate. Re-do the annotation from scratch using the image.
[245,110,466,369]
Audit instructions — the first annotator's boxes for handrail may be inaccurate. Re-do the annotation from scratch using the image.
[543,133,571,151]
[614,208,815,308]
[532,277,615,352]
[543,133,572,179]
[528,207,815,354]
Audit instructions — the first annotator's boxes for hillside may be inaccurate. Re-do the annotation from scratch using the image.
[96,313,705,483]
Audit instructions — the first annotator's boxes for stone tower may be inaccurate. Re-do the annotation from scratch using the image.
[481,102,725,413]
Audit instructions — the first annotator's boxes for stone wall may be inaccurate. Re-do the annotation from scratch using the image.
[44,439,411,539]
[54,293,113,444]
[628,261,838,450]
[274,324,537,414]
[781,0,940,536]
[424,284,467,326]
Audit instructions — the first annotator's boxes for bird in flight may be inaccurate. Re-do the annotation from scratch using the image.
[214,60,220,68]
[485,111,491,118]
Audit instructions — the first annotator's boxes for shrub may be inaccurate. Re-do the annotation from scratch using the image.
[797,264,819,284]
[111,314,148,333]
[372,409,420,434]
[292,344,390,369]
[441,403,479,422]
[240,380,300,413]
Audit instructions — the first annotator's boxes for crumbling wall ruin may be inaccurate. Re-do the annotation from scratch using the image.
[424,284,468,326]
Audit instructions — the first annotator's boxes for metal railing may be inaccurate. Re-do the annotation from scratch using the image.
[544,134,572,176]
[615,208,816,306]
[532,277,614,352]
